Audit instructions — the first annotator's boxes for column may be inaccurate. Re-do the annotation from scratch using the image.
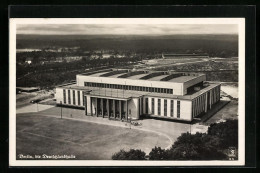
[90,97,93,116]
[106,99,110,118]
[95,98,98,116]
[85,95,87,116]
[119,100,122,119]
[126,100,128,121]
[101,98,104,118]
[113,100,116,119]
[209,90,212,109]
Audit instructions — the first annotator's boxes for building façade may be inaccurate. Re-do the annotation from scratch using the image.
[55,69,220,122]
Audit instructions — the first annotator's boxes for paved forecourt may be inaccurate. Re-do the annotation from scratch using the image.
[16,106,208,160]
[16,113,169,160]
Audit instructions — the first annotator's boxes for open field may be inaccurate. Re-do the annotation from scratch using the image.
[139,57,238,82]
[16,114,170,160]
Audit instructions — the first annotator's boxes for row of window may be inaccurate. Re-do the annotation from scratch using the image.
[63,89,180,118]
[63,89,85,106]
[151,98,180,118]
[84,82,173,94]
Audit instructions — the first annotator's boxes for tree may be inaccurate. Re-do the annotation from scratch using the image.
[112,149,146,160]
[207,119,238,149]
[149,147,167,160]
[167,132,227,160]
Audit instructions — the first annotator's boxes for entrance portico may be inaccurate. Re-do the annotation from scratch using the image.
[85,95,130,121]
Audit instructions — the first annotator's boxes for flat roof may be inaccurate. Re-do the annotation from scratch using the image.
[149,75,169,81]
[168,76,198,83]
[145,83,220,100]
[57,83,92,91]
[127,73,148,79]
[109,73,128,78]
[79,70,205,84]
[57,83,220,100]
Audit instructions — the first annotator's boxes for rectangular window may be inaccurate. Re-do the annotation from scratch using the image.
[170,100,174,117]
[78,91,80,105]
[152,98,155,114]
[68,90,71,104]
[158,99,161,116]
[164,99,167,116]
[152,88,155,92]
[170,89,173,94]
[155,88,158,93]
[177,101,180,118]
[164,89,167,93]
[72,90,75,105]
[63,89,66,104]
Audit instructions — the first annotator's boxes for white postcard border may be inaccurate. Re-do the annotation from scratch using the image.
[9,18,245,166]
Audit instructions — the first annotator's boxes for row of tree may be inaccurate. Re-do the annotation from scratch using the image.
[112,120,238,160]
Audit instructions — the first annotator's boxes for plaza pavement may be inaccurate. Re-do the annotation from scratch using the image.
[18,104,209,149]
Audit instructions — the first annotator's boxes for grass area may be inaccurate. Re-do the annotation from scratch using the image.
[16,114,169,160]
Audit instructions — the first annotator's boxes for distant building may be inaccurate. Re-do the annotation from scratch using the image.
[90,55,99,59]
[55,69,220,122]
[162,53,209,59]
[102,54,112,59]
[64,56,82,62]
[25,58,33,64]
[55,57,64,62]
[115,54,125,58]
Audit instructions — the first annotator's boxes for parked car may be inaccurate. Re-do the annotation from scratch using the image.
[30,98,44,104]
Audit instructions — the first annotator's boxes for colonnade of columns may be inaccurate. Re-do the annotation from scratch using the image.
[87,97,128,120]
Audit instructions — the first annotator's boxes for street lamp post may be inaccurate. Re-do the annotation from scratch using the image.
[190,123,192,134]
[60,101,62,119]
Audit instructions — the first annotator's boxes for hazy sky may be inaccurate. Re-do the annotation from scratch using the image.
[17,24,238,35]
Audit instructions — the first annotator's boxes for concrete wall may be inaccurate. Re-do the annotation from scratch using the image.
[128,98,139,119]
[179,100,192,121]
[77,75,184,95]
[56,88,85,108]
[55,88,63,104]
[183,75,206,95]
[56,84,220,122]
[145,96,193,121]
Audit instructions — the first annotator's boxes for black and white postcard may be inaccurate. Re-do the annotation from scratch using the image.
[9,17,246,166]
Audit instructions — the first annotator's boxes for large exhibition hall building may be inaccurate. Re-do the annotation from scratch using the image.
[55,69,220,122]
